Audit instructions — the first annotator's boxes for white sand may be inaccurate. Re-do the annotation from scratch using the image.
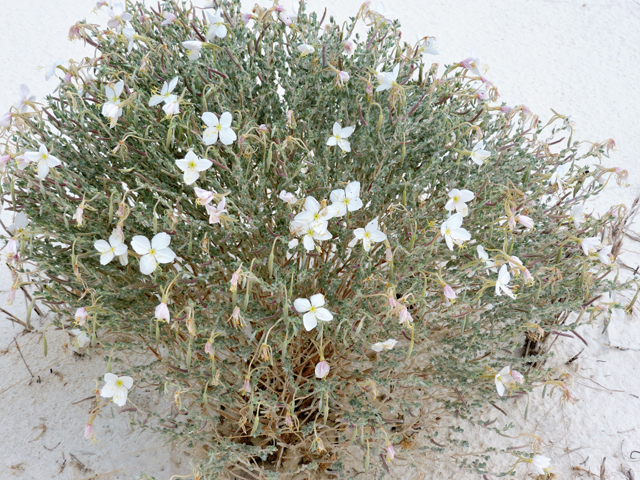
[1,1,639,478]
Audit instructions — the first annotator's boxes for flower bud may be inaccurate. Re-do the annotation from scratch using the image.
[343,40,355,55]
[386,444,395,461]
[279,11,292,25]
[500,105,512,114]
[84,423,94,440]
[399,306,413,325]
[258,124,268,133]
[443,284,457,301]
[510,369,524,384]
[385,247,393,262]
[315,360,330,379]
[242,378,251,394]
[285,414,293,427]
[337,70,350,85]
[75,307,87,325]
[516,215,534,229]
[155,302,170,323]
[204,341,214,356]
[73,206,84,226]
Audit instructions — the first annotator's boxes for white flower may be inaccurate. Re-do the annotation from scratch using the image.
[288,238,299,249]
[75,307,87,325]
[445,189,474,216]
[155,302,170,323]
[297,43,315,56]
[440,213,471,251]
[495,265,516,299]
[293,293,333,331]
[581,237,601,256]
[123,27,137,53]
[315,360,330,378]
[372,339,397,352]
[327,122,355,153]
[571,204,585,228]
[130,232,176,275]
[294,196,335,229]
[205,9,227,39]
[477,245,497,272]
[194,187,215,205]
[336,70,350,86]
[531,455,551,476]
[107,3,133,32]
[354,218,387,252]
[16,84,36,113]
[515,214,534,230]
[23,144,62,180]
[376,64,399,92]
[149,77,179,106]
[279,190,297,205]
[290,221,332,251]
[598,245,614,265]
[45,59,65,81]
[161,11,177,26]
[423,37,439,55]
[182,40,203,61]
[460,51,482,76]
[70,329,90,348]
[94,234,127,265]
[7,212,29,236]
[470,140,490,165]
[202,111,237,145]
[101,80,124,127]
[494,365,514,397]
[162,95,180,116]
[372,2,394,24]
[550,163,570,191]
[175,151,213,185]
[205,197,227,224]
[330,181,363,216]
[100,372,133,406]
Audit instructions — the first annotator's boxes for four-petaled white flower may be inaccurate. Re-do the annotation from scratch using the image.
[162,95,180,116]
[100,372,133,406]
[70,329,90,348]
[94,234,127,265]
[182,40,203,61]
[155,302,170,323]
[440,213,471,251]
[354,218,387,252]
[202,111,237,145]
[206,197,227,225]
[550,163,570,192]
[372,339,398,352]
[297,43,315,56]
[176,151,212,185]
[327,122,355,153]
[206,9,227,39]
[598,245,614,265]
[195,187,215,205]
[107,3,133,32]
[290,221,332,251]
[470,140,490,165]
[445,189,474,216]
[530,455,551,476]
[376,64,399,92]
[495,265,516,299]
[294,196,335,229]
[515,214,534,230]
[423,37,439,55]
[7,212,29,236]
[293,293,333,331]
[279,190,297,205]
[149,77,179,106]
[571,204,585,228]
[16,84,36,113]
[131,232,176,275]
[24,144,61,180]
[330,181,363,216]
[161,11,177,26]
[494,365,523,396]
[460,51,482,77]
[102,80,125,128]
[372,2,394,24]
[581,237,601,256]
[45,59,65,81]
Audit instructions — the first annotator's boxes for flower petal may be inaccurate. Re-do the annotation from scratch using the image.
[314,307,333,322]
[303,312,318,331]
[293,298,311,313]
[151,232,171,250]
[130,235,151,255]
[309,293,325,308]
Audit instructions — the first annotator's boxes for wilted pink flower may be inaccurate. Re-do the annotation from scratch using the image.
[286,110,294,125]
[63,72,72,84]
[510,369,524,384]
[161,11,177,26]
[84,423,94,440]
[520,105,532,117]
[230,272,239,291]
[274,5,285,12]
[242,378,251,394]
[194,187,215,205]
[474,88,489,100]
[337,70,350,86]
[241,12,252,25]
[204,341,214,356]
[3,238,17,258]
[7,287,16,305]
[155,302,170,323]
[523,268,533,283]
[366,82,373,96]
[385,248,393,262]
[116,202,125,217]
[386,444,395,461]
[443,284,456,301]
[0,112,12,128]
[399,306,413,325]
[344,40,355,55]
[75,307,87,325]
[387,295,398,308]
[232,306,241,320]
[0,154,10,168]
[315,360,330,379]
[73,206,84,226]
[285,414,293,427]
[279,190,297,205]
[516,215,534,229]
[258,124,268,133]
[500,105,512,113]
[279,11,292,25]
[237,136,246,148]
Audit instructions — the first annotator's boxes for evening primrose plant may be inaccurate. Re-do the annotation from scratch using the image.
[1,0,636,478]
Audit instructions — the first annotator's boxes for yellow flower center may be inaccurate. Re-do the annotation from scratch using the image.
[115,379,123,387]
[364,232,371,238]
[453,196,459,202]
[309,306,316,313]
[445,228,451,236]
[188,161,196,169]
[149,248,156,255]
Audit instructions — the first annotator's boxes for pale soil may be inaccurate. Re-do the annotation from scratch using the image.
[1,1,639,479]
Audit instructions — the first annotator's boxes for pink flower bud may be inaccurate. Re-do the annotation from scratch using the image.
[366,82,373,95]
[204,341,214,356]
[510,369,524,384]
[275,5,285,12]
[258,124,268,133]
[500,105,512,114]
[230,272,239,290]
[443,284,457,301]
[279,11,292,25]
[279,190,296,204]
[460,57,474,70]
[242,13,252,25]
[75,307,87,325]
[520,105,532,117]
[116,202,125,217]
[285,414,293,427]
[155,302,170,323]
[507,215,516,230]
[242,378,251,394]
[475,88,489,100]
[387,295,398,308]
[64,72,73,84]
[0,154,10,167]
[232,306,241,320]
[523,268,533,283]
[138,14,148,23]
[84,423,94,440]
[161,12,177,26]
[516,215,534,229]
[7,287,16,305]
[286,110,294,124]
[343,40,355,55]
[337,70,350,85]
[73,206,84,226]
[386,444,395,460]
[385,248,393,262]
[4,238,17,257]
[315,360,330,379]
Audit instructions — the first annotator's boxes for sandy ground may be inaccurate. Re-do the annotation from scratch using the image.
[1,0,639,478]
